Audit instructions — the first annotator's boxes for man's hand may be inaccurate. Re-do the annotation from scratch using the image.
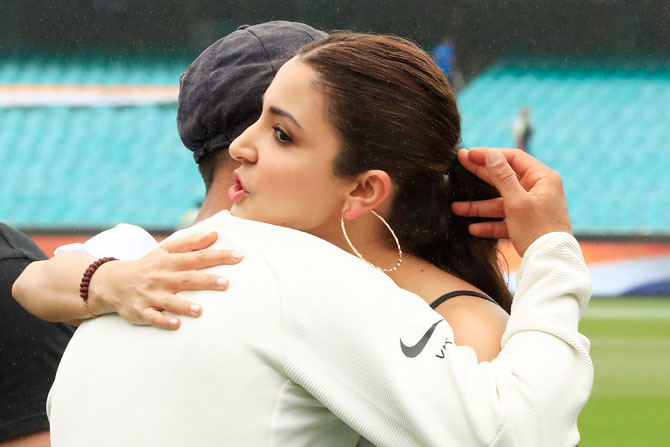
[451,147,572,257]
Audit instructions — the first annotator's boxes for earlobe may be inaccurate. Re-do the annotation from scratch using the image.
[342,170,392,220]
[342,202,364,220]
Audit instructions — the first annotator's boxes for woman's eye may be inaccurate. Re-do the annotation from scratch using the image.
[272,125,293,144]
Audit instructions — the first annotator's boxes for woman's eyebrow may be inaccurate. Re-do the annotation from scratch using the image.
[269,105,303,130]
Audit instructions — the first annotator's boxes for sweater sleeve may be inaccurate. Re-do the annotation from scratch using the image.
[54,223,158,260]
[490,232,593,445]
[282,232,592,447]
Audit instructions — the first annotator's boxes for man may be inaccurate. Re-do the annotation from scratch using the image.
[14,21,328,327]
[178,21,328,226]
[16,22,592,446]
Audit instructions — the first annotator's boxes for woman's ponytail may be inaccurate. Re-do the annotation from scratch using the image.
[390,161,513,312]
[298,33,512,311]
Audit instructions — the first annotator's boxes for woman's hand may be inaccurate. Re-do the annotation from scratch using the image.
[451,147,572,257]
[88,231,243,329]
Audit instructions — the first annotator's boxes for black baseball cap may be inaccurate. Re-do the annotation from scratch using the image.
[178,21,327,163]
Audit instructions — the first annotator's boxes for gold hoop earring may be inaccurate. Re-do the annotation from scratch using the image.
[340,210,403,272]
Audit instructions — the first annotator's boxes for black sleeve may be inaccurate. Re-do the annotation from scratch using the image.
[0,223,75,441]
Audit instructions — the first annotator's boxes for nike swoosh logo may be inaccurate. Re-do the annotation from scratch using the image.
[400,319,443,358]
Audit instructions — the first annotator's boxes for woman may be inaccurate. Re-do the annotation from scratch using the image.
[227,33,513,361]
[19,34,511,362]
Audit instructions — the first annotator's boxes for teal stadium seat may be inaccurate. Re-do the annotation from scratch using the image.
[0,52,203,230]
[2,52,669,234]
[459,55,670,236]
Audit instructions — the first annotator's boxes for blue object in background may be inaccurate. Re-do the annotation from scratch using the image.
[433,39,455,77]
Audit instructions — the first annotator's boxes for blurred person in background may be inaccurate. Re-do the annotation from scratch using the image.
[433,35,465,91]
[16,31,592,446]
[0,223,73,447]
[512,106,533,153]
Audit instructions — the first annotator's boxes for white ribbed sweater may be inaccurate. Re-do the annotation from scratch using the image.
[49,211,592,446]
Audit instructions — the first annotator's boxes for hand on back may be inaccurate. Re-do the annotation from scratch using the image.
[90,232,242,329]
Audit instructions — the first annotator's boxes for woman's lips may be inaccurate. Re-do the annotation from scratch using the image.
[228,172,248,203]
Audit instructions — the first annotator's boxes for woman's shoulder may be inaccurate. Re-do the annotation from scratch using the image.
[432,287,510,362]
[394,259,509,361]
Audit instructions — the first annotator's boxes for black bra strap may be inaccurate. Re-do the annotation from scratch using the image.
[430,290,498,310]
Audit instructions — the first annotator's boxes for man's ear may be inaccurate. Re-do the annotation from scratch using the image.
[342,170,392,220]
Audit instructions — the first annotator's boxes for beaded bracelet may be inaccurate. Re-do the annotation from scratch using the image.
[79,257,118,317]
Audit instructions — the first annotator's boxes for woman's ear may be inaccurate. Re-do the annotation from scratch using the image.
[342,170,392,220]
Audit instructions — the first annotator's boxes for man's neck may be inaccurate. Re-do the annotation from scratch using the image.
[193,196,226,224]
[193,167,235,224]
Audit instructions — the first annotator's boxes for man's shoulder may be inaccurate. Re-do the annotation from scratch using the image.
[188,211,344,256]
[55,223,157,260]
[188,212,393,291]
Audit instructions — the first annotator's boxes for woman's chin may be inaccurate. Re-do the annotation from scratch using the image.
[229,203,246,218]
[230,204,265,224]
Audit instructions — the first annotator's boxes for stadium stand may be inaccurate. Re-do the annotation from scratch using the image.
[1,52,668,235]
[459,54,670,236]
[0,53,202,230]
[0,52,188,85]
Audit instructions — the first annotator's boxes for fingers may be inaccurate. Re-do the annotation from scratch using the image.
[451,197,505,218]
[135,293,208,330]
[140,308,182,330]
[462,147,572,256]
[457,149,493,185]
[164,271,230,292]
[170,249,243,271]
[468,221,509,239]
[160,231,219,254]
[467,147,540,180]
[152,292,205,317]
[482,150,528,200]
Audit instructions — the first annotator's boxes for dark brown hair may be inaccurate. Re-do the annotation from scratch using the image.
[298,33,512,312]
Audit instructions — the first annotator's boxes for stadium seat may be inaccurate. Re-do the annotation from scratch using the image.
[459,55,670,236]
[1,52,668,234]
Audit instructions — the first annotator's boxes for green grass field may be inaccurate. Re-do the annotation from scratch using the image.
[578,297,670,445]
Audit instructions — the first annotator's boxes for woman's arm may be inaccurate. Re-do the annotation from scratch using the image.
[13,252,98,325]
[12,232,243,329]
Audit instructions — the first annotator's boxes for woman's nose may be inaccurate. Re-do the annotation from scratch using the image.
[229,125,258,164]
